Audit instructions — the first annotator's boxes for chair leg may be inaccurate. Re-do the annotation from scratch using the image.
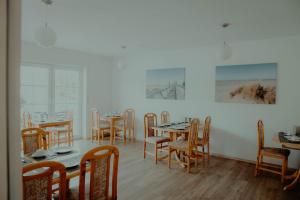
[155,143,158,164]
[123,128,127,144]
[281,157,287,183]
[207,143,210,161]
[168,148,172,169]
[98,130,102,144]
[187,157,191,173]
[143,141,146,159]
[195,150,198,168]
[255,156,259,177]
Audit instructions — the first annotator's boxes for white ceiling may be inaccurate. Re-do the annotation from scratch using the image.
[22,0,300,56]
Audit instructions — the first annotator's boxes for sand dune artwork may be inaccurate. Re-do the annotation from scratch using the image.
[146,68,185,100]
[215,63,277,104]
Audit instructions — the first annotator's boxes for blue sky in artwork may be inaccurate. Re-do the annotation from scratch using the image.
[216,63,277,81]
[146,68,185,85]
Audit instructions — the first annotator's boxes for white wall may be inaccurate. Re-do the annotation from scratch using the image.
[111,36,300,168]
[21,42,113,137]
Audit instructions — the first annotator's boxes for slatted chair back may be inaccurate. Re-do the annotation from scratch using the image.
[144,113,157,138]
[257,120,265,153]
[90,109,101,129]
[22,112,32,129]
[202,116,211,145]
[188,118,200,153]
[79,146,119,200]
[160,111,170,124]
[22,128,48,154]
[22,161,66,200]
[124,108,135,130]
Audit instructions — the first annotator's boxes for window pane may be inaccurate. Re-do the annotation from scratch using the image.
[55,69,81,137]
[20,65,50,127]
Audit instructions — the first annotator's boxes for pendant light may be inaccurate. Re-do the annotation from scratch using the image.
[35,0,57,47]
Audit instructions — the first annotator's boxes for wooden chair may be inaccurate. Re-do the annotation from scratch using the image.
[23,161,67,200]
[254,120,290,183]
[160,111,171,136]
[123,108,135,141]
[69,146,119,200]
[54,111,74,146]
[90,109,110,143]
[197,116,211,160]
[160,111,170,124]
[143,113,170,164]
[22,112,32,129]
[168,118,200,173]
[22,128,49,154]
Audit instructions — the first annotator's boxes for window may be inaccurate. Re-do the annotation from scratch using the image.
[21,63,83,137]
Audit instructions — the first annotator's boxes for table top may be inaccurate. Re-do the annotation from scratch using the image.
[273,134,300,150]
[152,122,193,133]
[102,115,123,119]
[22,141,98,183]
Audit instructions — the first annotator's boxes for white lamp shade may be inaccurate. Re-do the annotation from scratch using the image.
[35,24,57,47]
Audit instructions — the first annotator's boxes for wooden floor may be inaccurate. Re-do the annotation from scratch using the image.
[72,140,300,200]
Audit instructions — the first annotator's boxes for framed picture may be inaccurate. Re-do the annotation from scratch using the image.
[215,63,277,104]
[146,68,185,100]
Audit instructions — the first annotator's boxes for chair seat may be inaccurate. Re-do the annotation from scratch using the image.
[67,186,88,200]
[197,137,208,146]
[169,140,188,151]
[93,125,110,130]
[145,136,170,144]
[262,147,290,157]
[65,185,114,200]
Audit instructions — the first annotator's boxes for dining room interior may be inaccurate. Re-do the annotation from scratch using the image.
[2,0,300,199]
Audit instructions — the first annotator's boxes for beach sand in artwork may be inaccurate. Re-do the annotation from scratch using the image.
[215,80,276,104]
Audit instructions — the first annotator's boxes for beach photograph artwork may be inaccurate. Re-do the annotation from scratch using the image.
[215,63,277,104]
[146,68,185,100]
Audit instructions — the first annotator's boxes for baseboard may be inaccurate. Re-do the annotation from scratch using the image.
[211,152,256,165]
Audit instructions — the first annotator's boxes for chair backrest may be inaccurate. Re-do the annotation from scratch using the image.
[257,120,264,151]
[202,116,211,144]
[79,146,119,200]
[124,108,135,130]
[90,109,100,129]
[144,113,157,138]
[22,112,32,129]
[22,128,48,154]
[23,161,66,200]
[188,118,200,152]
[160,111,170,124]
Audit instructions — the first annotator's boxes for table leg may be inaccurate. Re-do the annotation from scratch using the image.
[110,119,115,145]
[68,124,71,146]
[174,150,186,168]
[284,168,300,190]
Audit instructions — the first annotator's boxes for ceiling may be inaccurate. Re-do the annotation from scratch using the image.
[22,0,300,56]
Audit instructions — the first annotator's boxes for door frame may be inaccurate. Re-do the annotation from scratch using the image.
[7,0,22,199]
[0,0,8,199]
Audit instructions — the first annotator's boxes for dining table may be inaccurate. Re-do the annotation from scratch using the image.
[272,132,300,190]
[152,122,191,141]
[152,122,203,167]
[102,115,124,144]
[22,140,97,189]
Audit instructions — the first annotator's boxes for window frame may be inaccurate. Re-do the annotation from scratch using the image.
[21,62,84,138]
